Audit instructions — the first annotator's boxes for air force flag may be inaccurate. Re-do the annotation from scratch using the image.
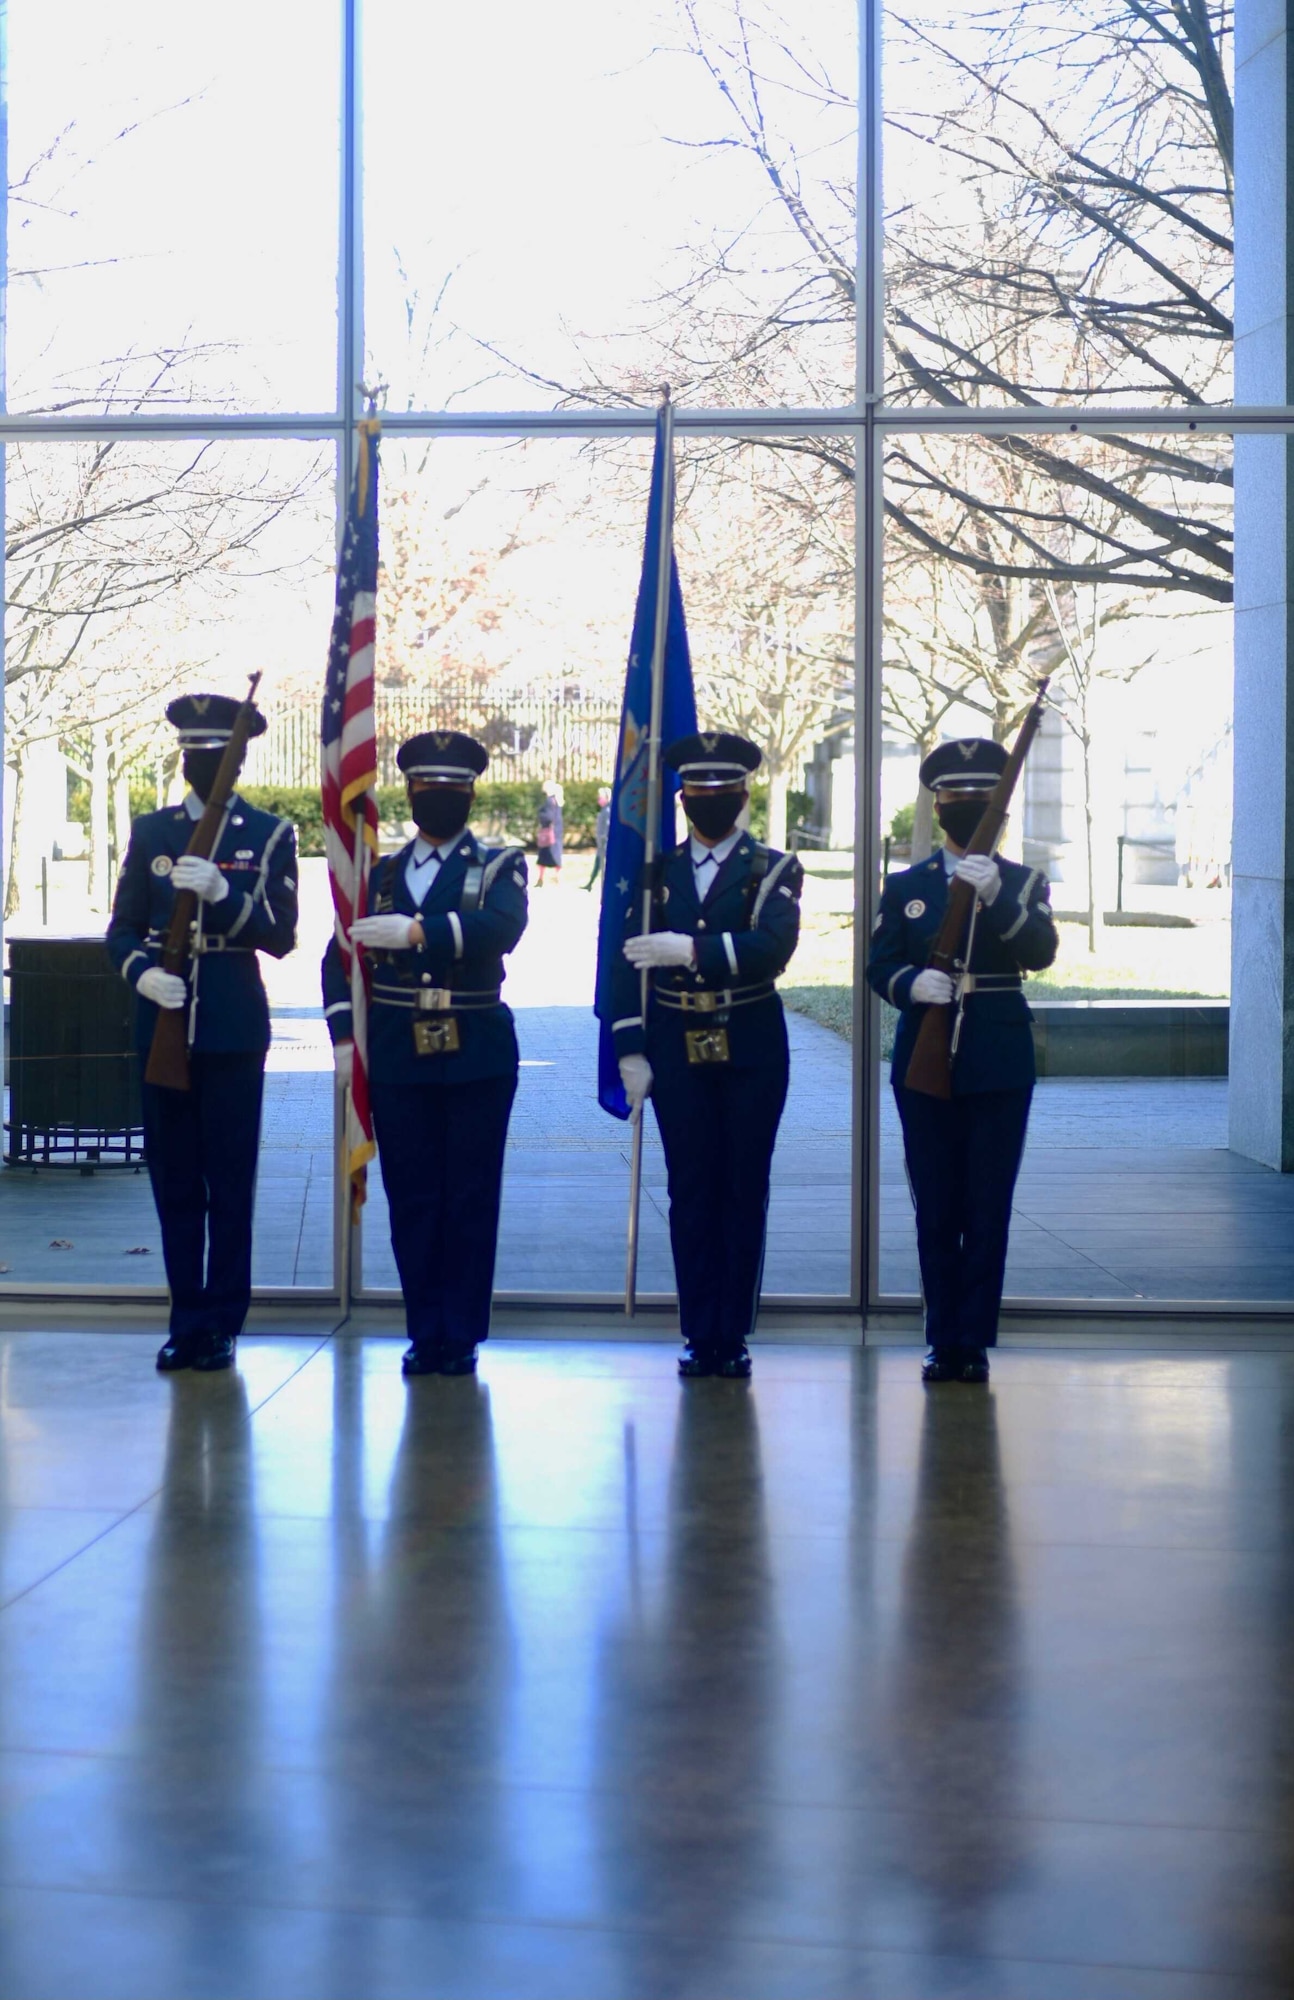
[594,409,697,1119]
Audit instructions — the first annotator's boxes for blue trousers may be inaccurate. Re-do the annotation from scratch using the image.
[141,1052,265,1342]
[894,1084,1033,1352]
[651,1053,789,1356]
[371,1073,516,1354]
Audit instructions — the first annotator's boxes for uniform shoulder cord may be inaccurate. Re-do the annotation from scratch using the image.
[741,845,771,930]
[444,859,488,997]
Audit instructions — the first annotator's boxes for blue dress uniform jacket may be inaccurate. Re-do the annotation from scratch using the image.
[320,833,528,1086]
[611,835,803,1362]
[106,798,299,1052]
[321,831,528,1361]
[868,850,1057,1357]
[609,836,803,1072]
[867,852,1057,1093]
[104,798,298,1352]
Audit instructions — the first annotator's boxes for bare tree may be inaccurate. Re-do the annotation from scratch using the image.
[3,381,327,914]
[678,442,853,845]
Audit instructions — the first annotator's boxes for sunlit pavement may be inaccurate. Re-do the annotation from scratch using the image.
[4,864,1293,1302]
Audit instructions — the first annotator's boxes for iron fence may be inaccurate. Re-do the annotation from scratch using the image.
[242,684,621,789]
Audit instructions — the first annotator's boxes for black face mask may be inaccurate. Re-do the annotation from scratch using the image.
[182,749,225,803]
[935,798,989,849]
[410,787,472,840]
[684,791,744,842]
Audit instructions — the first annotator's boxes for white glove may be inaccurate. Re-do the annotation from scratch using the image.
[171,855,229,904]
[137,966,187,1010]
[623,931,696,970]
[911,968,954,1006]
[351,913,419,950]
[619,1054,653,1110]
[952,853,1001,905]
[333,1040,354,1089]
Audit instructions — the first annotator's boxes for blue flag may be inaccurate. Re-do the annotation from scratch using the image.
[594,409,698,1119]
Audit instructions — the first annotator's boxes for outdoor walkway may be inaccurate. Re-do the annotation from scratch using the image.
[2,877,1292,1303]
[0,1330,1291,1998]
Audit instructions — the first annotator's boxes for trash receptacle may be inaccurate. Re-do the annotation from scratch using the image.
[5,936,144,1168]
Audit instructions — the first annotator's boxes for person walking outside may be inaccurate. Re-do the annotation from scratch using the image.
[536,779,564,889]
[585,785,612,890]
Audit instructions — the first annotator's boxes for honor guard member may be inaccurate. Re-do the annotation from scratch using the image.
[612,732,803,1378]
[323,731,528,1377]
[106,693,299,1373]
[868,738,1058,1383]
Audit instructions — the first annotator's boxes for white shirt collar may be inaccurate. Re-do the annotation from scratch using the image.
[411,829,467,866]
[941,845,959,875]
[690,829,742,870]
[184,790,240,821]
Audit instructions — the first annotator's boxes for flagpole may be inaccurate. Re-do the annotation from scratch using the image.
[342,394,380,1316]
[625,387,676,1317]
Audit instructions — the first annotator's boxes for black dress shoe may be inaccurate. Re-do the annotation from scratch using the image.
[402,1343,441,1377]
[438,1349,479,1377]
[678,1345,718,1378]
[156,1336,196,1372]
[190,1334,236,1373]
[715,1349,753,1380]
[921,1347,989,1384]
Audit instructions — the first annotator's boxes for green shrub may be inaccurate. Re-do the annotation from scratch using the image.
[746,785,813,844]
[118,780,607,857]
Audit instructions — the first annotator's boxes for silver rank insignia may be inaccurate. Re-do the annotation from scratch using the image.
[904,898,926,918]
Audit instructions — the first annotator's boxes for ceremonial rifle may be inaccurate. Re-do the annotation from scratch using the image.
[144,672,263,1093]
[902,677,1050,1101]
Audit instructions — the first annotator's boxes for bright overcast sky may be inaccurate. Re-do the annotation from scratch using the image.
[8,0,857,414]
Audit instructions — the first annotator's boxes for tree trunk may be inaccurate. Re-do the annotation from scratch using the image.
[110,736,131,882]
[4,753,24,921]
[766,766,790,849]
[88,723,111,912]
[1081,724,1097,955]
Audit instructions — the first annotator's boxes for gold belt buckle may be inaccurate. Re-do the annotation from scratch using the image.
[685,1026,730,1065]
[412,1016,461,1057]
[417,987,452,1013]
[686,989,718,1012]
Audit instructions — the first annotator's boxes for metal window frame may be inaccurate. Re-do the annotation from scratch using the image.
[1,0,1290,1320]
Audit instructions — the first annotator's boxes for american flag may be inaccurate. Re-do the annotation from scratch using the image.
[322,417,381,1209]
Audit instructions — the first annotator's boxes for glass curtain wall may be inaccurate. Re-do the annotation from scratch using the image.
[0,0,1279,1317]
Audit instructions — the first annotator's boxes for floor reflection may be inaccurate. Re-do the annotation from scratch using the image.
[882,1388,1024,1958]
[596,1384,778,1988]
[130,1372,267,1988]
[1,1337,1293,1997]
[326,1373,516,1912]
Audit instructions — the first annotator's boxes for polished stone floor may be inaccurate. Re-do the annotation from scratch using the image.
[0,1330,1292,1997]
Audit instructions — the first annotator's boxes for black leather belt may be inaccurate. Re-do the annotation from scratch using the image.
[145,934,254,956]
[373,985,503,1013]
[655,980,777,1014]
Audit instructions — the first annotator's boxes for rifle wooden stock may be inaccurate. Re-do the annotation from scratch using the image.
[143,673,263,1092]
[902,678,1051,1101]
